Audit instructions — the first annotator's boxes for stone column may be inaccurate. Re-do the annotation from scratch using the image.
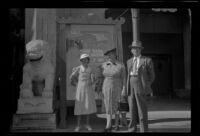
[25,8,34,43]
[131,8,140,41]
[34,8,57,67]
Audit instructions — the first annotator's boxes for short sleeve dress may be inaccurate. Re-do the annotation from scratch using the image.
[102,61,126,114]
[72,65,97,115]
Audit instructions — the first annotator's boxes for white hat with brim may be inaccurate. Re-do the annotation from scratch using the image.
[80,53,90,60]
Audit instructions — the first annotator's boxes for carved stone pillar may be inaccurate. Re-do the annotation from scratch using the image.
[131,8,140,42]
[33,8,57,67]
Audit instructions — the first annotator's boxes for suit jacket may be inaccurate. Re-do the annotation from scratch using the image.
[126,56,155,96]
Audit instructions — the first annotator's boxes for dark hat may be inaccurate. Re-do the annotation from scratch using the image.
[104,48,117,56]
[129,41,144,49]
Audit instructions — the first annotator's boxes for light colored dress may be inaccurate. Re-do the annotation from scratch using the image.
[101,61,126,114]
[71,65,97,115]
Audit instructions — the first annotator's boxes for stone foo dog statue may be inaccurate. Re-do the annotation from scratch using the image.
[17,40,55,114]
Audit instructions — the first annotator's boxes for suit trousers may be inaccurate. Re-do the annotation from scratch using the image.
[128,76,148,132]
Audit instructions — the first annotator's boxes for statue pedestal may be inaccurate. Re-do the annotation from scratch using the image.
[12,113,56,130]
[17,97,53,114]
[12,97,56,131]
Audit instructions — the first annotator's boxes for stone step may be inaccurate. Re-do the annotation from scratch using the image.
[11,113,56,131]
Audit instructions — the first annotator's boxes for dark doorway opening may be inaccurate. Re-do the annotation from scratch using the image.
[9,8,25,132]
[144,54,173,97]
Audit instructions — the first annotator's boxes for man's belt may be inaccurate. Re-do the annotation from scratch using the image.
[130,75,138,77]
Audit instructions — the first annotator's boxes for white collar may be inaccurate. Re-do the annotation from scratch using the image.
[80,65,88,72]
[133,55,141,60]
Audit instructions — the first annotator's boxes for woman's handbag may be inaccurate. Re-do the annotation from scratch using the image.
[118,95,129,112]
[70,75,78,86]
[70,67,80,86]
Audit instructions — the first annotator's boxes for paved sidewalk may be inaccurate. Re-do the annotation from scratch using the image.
[12,97,191,133]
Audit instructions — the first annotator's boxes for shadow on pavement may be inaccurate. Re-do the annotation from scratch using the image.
[148,117,191,124]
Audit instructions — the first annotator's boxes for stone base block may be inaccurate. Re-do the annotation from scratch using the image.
[175,89,191,99]
[17,97,53,114]
[12,113,56,130]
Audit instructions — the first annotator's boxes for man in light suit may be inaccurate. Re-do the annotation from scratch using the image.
[126,41,155,132]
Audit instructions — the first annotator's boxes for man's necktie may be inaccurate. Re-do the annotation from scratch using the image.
[132,58,138,75]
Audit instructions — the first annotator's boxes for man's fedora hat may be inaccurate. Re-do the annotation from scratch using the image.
[129,41,144,49]
[104,48,117,56]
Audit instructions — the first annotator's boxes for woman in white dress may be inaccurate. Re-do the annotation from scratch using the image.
[70,54,97,132]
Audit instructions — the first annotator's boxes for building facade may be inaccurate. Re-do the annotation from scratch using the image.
[23,8,191,128]
[25,8,191,97]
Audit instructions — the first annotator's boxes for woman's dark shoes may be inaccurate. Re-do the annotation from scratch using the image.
[121,122,128,127]
[113,126,120,131]
[128,126,137,132]
[104,127,112,132]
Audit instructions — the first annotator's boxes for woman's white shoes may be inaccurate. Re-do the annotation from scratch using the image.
[75,125,92,132]
[85,125,92,131]
[74,126,81,132]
